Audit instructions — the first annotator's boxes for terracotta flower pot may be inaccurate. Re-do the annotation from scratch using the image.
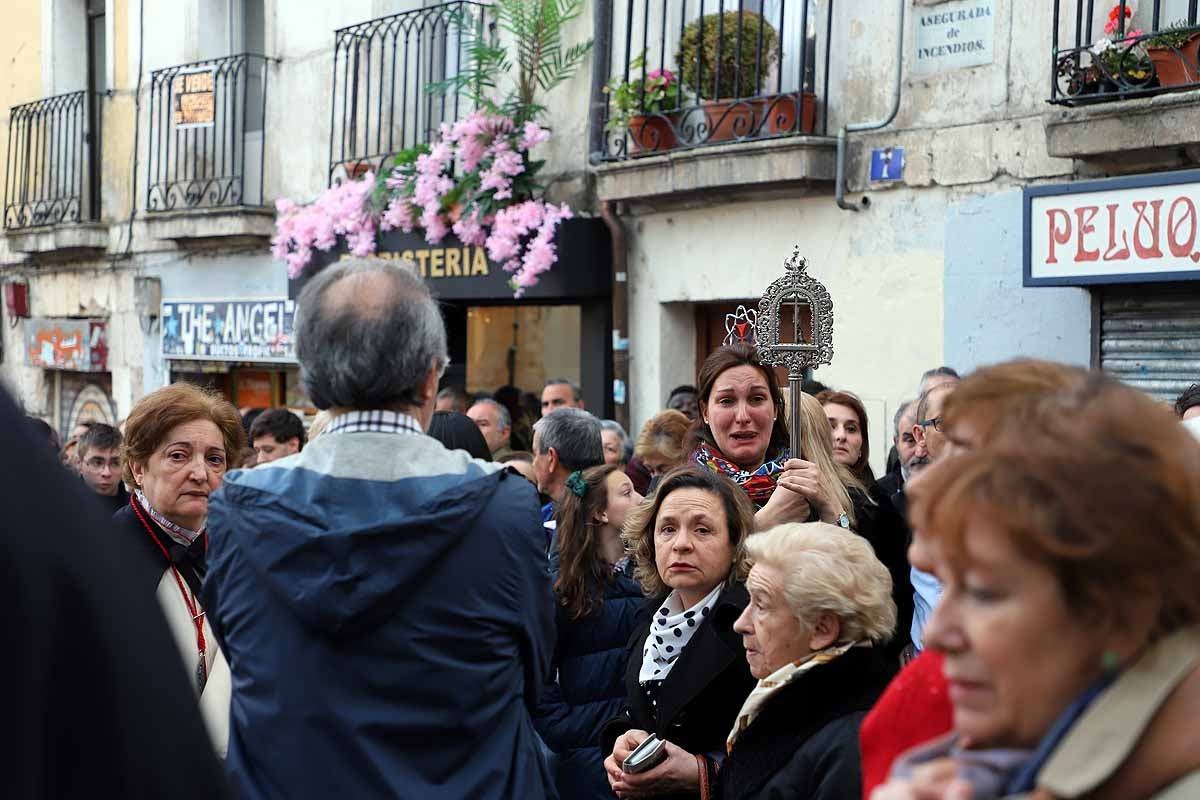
[628,113,680,153]
[761,92,818,135]
[703,98,766,142]
[1148,32,1200,87]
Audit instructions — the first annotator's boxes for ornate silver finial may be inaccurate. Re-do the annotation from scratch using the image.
[756,247,834,459]
[756,249,834,379]
[784,247,808,274]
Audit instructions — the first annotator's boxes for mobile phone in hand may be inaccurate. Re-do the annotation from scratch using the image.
[622,734,668,774]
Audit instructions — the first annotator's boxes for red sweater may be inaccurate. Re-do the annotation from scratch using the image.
[859,650,954,798]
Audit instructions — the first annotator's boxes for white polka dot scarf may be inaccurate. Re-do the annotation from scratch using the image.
[639,584,724,685]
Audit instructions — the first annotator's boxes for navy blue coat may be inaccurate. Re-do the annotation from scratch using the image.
[535,562,649,800]
[203,432,556,800]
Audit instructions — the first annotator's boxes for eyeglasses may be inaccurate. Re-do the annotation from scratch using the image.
[917,416,944,433]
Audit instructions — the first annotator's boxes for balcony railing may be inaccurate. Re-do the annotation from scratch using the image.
[596,0,827,162]
[1051,1,1200,105]
[4,91,98,230]
[328,1,486,185]
[147,53,269,212]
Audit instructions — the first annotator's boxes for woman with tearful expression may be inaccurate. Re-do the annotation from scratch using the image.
[601,467,757,799]
[114,382,246,758]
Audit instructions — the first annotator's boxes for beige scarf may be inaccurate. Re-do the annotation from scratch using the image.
[726,640,865,754]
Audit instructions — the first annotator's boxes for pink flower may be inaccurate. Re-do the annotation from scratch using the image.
[347,228,377,258]
[386,170,410,191]
[520,121,551,151]
[274,111,571,297]
[421,205,449,244]
[381,198,416,232]
[452,208,488,246]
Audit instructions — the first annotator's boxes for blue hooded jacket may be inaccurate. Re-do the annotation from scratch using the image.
[203,431,556,800]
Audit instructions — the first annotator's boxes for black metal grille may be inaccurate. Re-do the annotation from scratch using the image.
[596,0,827,161]
[146,53,269,212]
[328,1,486,185]
[1051,1,1200,105]
[3,91,96,230]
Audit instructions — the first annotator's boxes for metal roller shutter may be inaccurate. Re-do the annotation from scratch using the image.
[1100,288,1200,402]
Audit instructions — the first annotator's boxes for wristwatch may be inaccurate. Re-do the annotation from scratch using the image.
[834,513,851,529]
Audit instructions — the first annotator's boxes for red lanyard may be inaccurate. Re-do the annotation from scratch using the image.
[131,497,208,687]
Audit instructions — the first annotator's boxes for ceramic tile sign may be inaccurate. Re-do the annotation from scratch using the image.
[913,0,995,75]
[870,147,905,182]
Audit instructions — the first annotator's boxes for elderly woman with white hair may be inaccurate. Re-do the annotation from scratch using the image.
[717,523,899,800]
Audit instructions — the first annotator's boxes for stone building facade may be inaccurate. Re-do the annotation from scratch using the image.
[1,0,1198,468]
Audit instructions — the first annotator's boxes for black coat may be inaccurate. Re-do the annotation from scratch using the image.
[600,582,757,762]
[849,488,913,660]
[112,499,208,603]
[535,564,650,800]
[0,391,227,798]
[716,646,897,800]
[873,470,907,525]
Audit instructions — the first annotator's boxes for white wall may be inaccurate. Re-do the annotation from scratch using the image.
[627,189,949,476]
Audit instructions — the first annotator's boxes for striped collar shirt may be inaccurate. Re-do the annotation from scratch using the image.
[324,409,424,438]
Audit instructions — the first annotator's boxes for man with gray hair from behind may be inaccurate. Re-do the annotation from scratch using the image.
[203,259,555,800]
[532,407,604,542]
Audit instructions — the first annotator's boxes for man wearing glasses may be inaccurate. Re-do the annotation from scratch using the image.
[907,380,957,651]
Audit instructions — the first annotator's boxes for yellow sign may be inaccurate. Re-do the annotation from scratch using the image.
[173,69,215,128]
[347,245,491,279]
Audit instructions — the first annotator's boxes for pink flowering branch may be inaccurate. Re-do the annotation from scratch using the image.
[273,111,570,297]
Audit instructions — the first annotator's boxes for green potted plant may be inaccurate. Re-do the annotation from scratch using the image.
[604,54,687,153]
[674,11,789,142]
[1144,21,1200,87]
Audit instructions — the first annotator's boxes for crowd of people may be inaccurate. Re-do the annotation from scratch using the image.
[18,256,1200,799]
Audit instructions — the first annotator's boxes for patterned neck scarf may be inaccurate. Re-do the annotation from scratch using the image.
[691,441,790,507]
[726,640,864,753]
[638,584,724,685]
[133,489,204,547]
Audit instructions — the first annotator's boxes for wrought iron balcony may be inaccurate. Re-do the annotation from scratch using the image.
[328,1,486,186]
[146,53,270,212]
[1051,1,1200,105]
[596,0,827,162]
[4,90,99,230]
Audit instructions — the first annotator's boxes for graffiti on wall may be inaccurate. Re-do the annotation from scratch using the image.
[25,319,108,372]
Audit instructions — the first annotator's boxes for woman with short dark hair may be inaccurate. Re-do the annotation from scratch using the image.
[602,466,758,799]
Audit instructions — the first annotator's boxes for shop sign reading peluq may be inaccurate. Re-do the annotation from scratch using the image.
[162,299,296,362]
[1024,170,1200,286]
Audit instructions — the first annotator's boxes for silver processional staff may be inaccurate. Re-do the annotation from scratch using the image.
[755,247,834,460]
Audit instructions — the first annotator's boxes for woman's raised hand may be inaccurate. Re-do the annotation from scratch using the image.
[777,458,841,523]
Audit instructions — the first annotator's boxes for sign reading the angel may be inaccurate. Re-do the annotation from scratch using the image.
[756,247,834,458]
